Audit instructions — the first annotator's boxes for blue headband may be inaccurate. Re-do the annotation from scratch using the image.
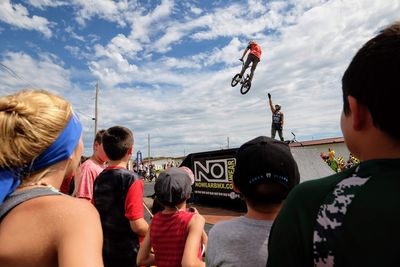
[0,114,82,205]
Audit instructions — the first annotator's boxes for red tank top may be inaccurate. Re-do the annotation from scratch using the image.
[150,210,201,267]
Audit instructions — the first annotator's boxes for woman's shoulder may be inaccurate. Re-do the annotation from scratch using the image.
[45,194,100,223]
[6,193,100,230]
[0,194,102,267]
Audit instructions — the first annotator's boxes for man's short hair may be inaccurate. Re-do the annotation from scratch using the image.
[233,136,300,209]
[342,21,400,140]
[94,129,106,145]
[102,126,133,161]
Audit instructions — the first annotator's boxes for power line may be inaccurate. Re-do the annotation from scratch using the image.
[75,110,93,120]
[0,62,40,89]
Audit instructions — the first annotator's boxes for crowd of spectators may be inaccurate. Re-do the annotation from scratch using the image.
[320,148,360,172]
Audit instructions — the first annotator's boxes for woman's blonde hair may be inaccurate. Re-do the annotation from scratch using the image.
[0,90,73,172]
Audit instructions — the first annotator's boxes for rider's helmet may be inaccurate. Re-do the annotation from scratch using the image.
[275,104,281,110]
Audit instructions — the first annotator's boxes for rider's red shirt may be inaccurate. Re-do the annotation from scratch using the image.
[248,43,262,60]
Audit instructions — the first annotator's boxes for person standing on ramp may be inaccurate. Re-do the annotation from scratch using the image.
[268,93,284,141]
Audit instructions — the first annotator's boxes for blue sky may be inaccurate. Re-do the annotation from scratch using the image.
[1,0,399,157]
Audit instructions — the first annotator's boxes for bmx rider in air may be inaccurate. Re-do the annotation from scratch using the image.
[238,40,262,87]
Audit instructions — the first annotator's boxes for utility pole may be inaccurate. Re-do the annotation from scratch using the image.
[148,134,151,161]
[93,82,99,138]
[227,136,230,149]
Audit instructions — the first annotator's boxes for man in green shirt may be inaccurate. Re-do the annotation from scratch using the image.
[267,21,400,267]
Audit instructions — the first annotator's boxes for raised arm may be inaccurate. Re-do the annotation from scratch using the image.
[240,47,249,61]
[268,93,276,113]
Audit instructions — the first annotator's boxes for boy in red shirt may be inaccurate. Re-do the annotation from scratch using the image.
[93,126,148,267]
[137,167,206,267]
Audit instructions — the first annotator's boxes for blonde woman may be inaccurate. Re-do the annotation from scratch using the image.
[0,90,103,267]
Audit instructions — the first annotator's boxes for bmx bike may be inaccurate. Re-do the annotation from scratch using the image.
[231,60,252,95]
[284,132,304,146]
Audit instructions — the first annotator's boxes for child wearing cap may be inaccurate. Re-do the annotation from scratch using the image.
[137,167,206,267]
[206,136,300,267]
[267,21,400,267]
[93,126,148,267]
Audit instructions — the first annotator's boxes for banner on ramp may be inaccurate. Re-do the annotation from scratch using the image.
[181,149,240,201]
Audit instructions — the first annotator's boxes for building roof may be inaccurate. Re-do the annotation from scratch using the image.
[289,137,344,147]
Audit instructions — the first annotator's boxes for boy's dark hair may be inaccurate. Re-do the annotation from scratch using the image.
[102,126,133,161]
[233,136,300,210]
[245,182,288,212]
[94,129,106,145]
[342,21,400,140]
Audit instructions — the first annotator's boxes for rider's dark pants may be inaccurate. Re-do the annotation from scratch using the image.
[271,123,284,141]
[240,53,259,82]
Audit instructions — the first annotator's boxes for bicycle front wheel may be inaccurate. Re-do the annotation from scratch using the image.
[240,80,251,94]
[231,74,240,87]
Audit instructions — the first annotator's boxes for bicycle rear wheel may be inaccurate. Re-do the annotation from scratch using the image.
[231,74,241,87]
[240,80,251,94]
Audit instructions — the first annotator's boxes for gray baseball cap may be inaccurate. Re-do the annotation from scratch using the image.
[154,167,192,207]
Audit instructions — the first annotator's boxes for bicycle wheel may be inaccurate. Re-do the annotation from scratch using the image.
[240,80,251,94]
[231,74,241,87]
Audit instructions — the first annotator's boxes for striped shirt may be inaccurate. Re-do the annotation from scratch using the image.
[150,210,201,267]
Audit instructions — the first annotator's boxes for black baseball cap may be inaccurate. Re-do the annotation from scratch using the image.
[154,167,192,207]
[233,136,300,198]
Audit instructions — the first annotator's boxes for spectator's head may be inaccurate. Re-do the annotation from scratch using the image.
[154,167,192,207]
[341,21,400,143]
[249,39,256,45]
[92,129,108,163]
[102,126,133,161]
[233,136,300,211]
[0,89,83,203]
[179,166,195,185]
[275,104,281,111]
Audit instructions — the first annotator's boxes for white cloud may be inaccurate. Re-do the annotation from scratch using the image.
[0,0,52,37]
[27,0,66,9]
[64,45,92,60]
[65,26,85,42]
[106,34,142,58]
[192,38,243,67]
[72,0,131,26]
[190,6,202,15]
[0,52,71,92]
[127,0,174,43]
